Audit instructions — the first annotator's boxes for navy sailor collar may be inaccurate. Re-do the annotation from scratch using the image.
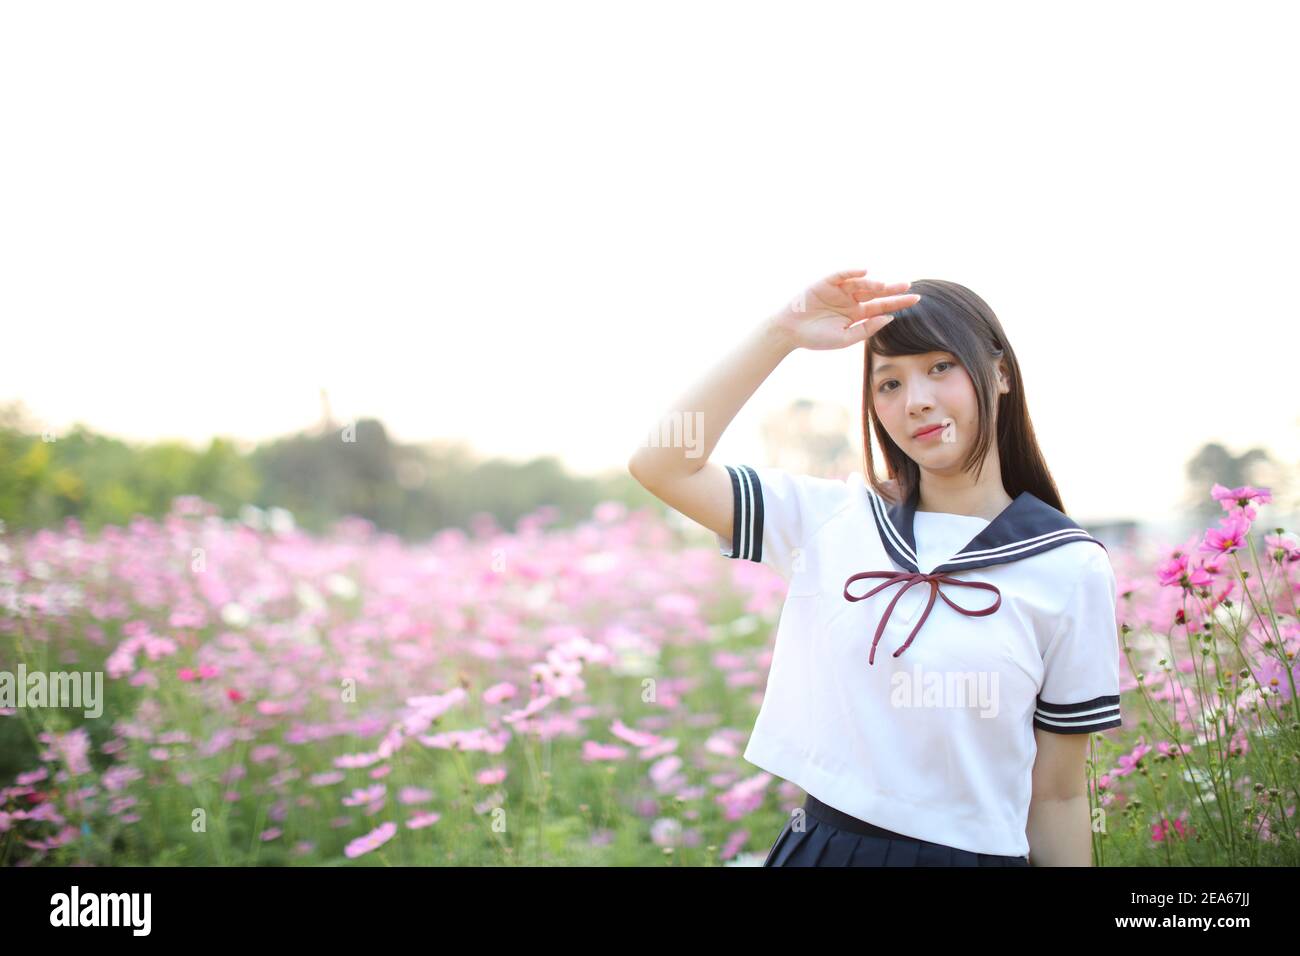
[866,481,1105,575]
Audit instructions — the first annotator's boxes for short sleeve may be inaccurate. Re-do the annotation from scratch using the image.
[1033,549,1123,735]
[714,464,851,582]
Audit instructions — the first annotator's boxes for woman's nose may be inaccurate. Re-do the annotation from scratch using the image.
[906,393,934,415]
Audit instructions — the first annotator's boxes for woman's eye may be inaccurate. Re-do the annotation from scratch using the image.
[878,362,951,393]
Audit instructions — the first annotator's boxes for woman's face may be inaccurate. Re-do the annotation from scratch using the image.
[870,350,986,474]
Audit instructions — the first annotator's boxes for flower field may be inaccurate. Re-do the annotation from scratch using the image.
[2,486,1298,866]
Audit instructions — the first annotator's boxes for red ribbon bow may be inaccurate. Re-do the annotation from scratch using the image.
[843,570,1002,665]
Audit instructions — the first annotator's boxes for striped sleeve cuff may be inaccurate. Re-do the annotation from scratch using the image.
[719,464,764,562]
[1033,694,1122,734]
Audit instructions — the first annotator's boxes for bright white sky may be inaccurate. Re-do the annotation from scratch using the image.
[3,1,1297,527]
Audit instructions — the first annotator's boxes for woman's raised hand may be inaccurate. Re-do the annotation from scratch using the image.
[770,270,921,351]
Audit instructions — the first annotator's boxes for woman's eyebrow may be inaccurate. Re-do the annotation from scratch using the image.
[874,353,951,375]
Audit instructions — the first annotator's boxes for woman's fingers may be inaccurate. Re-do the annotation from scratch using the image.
[844,312,896,344]
[853,291,921,318]
[840,278,912,303]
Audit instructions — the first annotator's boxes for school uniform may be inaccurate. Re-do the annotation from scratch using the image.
[715,464,1123,866]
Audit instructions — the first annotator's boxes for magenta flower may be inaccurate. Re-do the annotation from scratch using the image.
[405,811,441,830]
[482,682,517,705]
[1211,483,1271,518]
[649,817,682,847]
[398,786,433,805]
[1151,812,1193,843]
[1113,741,1152,777]
[719,829,750,861]
[344,821,397,859]
[1265,532,1300,564]
[1155,551,1213,590]
[648,755,683,786]
[1199,513,1251,555]
[342,784,387,807]
[581,740,628,762]
[610,719,660,748]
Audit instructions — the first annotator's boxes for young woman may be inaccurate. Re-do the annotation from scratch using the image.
[627,269,1123,867]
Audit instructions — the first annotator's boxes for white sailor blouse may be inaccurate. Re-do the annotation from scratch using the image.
[714,463,1123,858]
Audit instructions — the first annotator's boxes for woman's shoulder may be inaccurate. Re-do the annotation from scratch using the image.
[1029,536,1115,589]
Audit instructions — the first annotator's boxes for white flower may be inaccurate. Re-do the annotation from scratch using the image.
[295,583,325,611]
[325,574,357,599]
[267,507,295,535]
[238,505,265,530]
[523,582,553,610]
[579,552,618,574]
[221,603,251,628]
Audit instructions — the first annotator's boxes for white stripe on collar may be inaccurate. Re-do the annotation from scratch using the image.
[866,482,1104,574]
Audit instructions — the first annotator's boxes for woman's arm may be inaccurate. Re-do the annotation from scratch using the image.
[626,271,918,541]
[627,316,796,489]
[1025,728,1094,865]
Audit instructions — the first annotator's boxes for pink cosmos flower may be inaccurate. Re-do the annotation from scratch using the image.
[344,821,397,859]
[649,817,682,847]
[1155,550,1213,590]
[342,784,386,807]
[250,745,281,764]
[610,719,660,748]
[1211,483,1271,519]
[482,682,517,705]
[715,772,772,821]
[639,738,679,760]
[501,694,553,724]
[417,727,511,753]
[1151,811,1194,843]
[1264,532,1300,564]
[649,755,683,786]
[719,829,751,861]
[581,740,628,762]
[1113,741,1152,777]
[1199,513,1251,556]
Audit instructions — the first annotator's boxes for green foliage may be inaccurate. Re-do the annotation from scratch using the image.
[0,401,656,540]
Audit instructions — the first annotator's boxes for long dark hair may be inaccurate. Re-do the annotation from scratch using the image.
[861,278,1067,514]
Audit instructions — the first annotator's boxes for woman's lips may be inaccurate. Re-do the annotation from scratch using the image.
[914,424,944,440]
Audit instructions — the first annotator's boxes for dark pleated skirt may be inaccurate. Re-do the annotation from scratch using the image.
[763,793,1030,867]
